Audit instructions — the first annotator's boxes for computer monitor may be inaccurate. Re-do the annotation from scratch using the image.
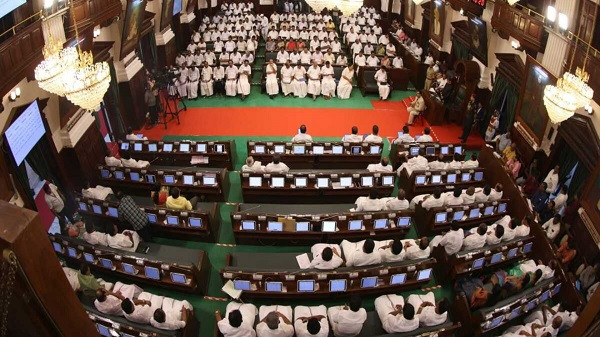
[271,177,285,187]
[133,143,142,151]
[67,247,77,258]
[114,171,124,180]
[96,324,111,337]
[552,283,561,297]
[453,211,464,221]
[249,177,262,187]
[266,282,283,292]
[203,176,216,186]
[351,146,361,154]
[526,300,538,311]
[332,145,343,154]
[297,280,315,292]
[130,172,140,181]
[254,145,266,154]
[83,253,94,263]
[267,221,283,232]
[171,273,187,284]
[488,316,503,329]
[417,268,432,281]
[382,176,394,186]
[100,169,110,178]
[390,273,407,285]
[508,306,522,320]
[329,279,347,292]
[490,252,503,264]
[435,212,447,223]
[447,174,457,183]
[523,242,533,254]
[241,221,256,231]
[474,171,484,181]
[415,175,426,185]
[441,146,449,155]
[370,145,380,154]
[120,143,129,151]
[293,145,305,154]
[498,203,507,213]
[484,206,494,216]
[317,177,329,188]
[312,146,324,154]
[189,217,203,228]
[163,143,173,152]
[214,144,225,153]
[179,143,190,152]
[148,144,158,152]
[274,145,286,154]
[540,290,550,303]
[322,221,336,232]
[183,175,194,185]
[361,176,373,187]
[122,263,136,275]
[164,175,175,184]
[454,146,462,154]
[348,220,362,231]
[107,207,118,217]
[410,147,419,156]
[361,276,377,288]
[52,242,62,253]
[472,258,485,269]
[166,215,179,226]
[426,147,435,155]
[397,217,410,227]
[147,213,158,223]
[146,174,156,183]
[374,219,387,229]
[462,173,471,182]
[507,248,518,259]
[295,177,307,187]
[233,280,251,291]
[197,143,207,152]
[78,202,87,211]
[92,205,102,214]
[431,175,442,184]
[469,208,480,218]
[296,222,310,232]
[144,266,160,280]
[99,258,113,269]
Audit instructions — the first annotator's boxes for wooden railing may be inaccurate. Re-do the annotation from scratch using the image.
[491,0,547,52]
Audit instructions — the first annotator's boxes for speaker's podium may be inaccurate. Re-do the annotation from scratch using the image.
[0,201,97,336]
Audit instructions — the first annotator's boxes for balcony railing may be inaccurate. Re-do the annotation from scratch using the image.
[491,0,547,52]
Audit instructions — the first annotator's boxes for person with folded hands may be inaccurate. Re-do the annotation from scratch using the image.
[294,305,329,337]
[256,305,294,337]
[403,237,431,259]
[341,239,382,267]
[217,302,258,337]
[327,295,367,337]
[462,224,488,251]
[309,244,344,269]
[430,221,464,255]
[384,189,409,210]
[375,294,419,333]
[406,292,449,327]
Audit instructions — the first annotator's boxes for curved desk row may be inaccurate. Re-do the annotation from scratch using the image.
[389,142,465,169]
[118,139,235,170]
[50,234,211,294]
[247,140,382,169]
[399,167,486,199]
[240,169,395,203]
[231,203,413,245]
[76,195,220,242]
[220,252,436,299]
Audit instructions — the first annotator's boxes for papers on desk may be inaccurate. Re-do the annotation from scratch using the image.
[296,253,311,269]
[331,182,349,189]
[191,156,209,164]
[222,280,242,299]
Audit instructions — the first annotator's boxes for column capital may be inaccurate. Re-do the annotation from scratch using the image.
[113,52,144,83]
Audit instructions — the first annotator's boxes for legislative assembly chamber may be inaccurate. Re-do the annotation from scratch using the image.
[0,0,599,336]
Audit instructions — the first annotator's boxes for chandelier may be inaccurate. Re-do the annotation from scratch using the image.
[562,68,593,108]
[34,36,78,96]
[543,79,578,124]
[507,0,520,5]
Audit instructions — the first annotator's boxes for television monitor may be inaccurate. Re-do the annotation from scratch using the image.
[183,175,194,185]
[523,242,533,254]
[332,145,343,154]
[84,253,94,263]
[271,177,285,187]
[374,219,387,229]
[197,143,207,152]
[146,174,156,183]
[101,169,110,178]
[179,143,190,152]
[99,258,113,269]
[484,206,494,216]
[474,171,484,181]
[274,145,285,153]
[122,263,136,275]
[348,220,362,231]
[435,212,447,223]
[96,324,111,337]
[296,222,310,232]
[441,146,449,155]
[472,258,485,269]
[147,213,158,223]
[490,252,503,264]
[507,248,518,259]
[241,221,256,230]
[130,172,140,181]
[312,146,324,154]
[293,145,305,154]
[166,215,179,226]
[92,205,102,215]
[431,175,442,184]
[78,202,87,212]
[409,147,419,156]
[52,242,62,253]
[329,279,347,292]
[390,273,407,285]
[453,211,464,221]
[462,173,471,182]
[415,175,426,185]
[426,147,435,155]
[361,176,373,187]
[133,143,143,151]
[249,177,262,187]
[322,221,336,232]
[163,143,173,152]
[120,142,129,151]
[454,146,463,154]
[214,144,225,153]
[447,174,457,183]
[266,282,283,292]
[254,145,266,154]
[540,290,550,303]
[114,171,124,180]
[189,217,203,228]
[488,315,503,329]
[361,276,377,288]
[295,177,308,187]
[171,273,187,284]
[144,266,161,280]
[526,300,538,311]
[382,176,394,186]
[508,307,521,320]
[417,268,432,281]
[67,247,77,258]
[267,221,283,232]
[469,208,480,218]
[297,280,315,292]
[397,217,410,227]
[498,203,507,213]
[203,176,216,186]
[351,146,361,154]
[233,280,251,291]
[164,175,175,184]
[107,207,118,218]
[148,144,158,152]
[370,145,380,154]
[317,177,329,188]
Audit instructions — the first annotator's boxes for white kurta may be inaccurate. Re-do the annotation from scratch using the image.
[256,305,294,337]
[187,68,200,99]
[200,67,214,96]
[265,63,279,95]
[320,66,336,97]
[281,66,294,95]
[327,306,367,337]
[294,306,329,337]
[225,66,239,96]
[375,295,419,333]
[293,66,308,97]
[374,69,390,99]
[337,67,354,99]
[237,64,251,95]
[177,69,188,98]
[218,302,258,337]
[307,66,321,95]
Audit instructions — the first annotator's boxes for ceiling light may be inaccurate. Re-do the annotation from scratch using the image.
[547,6,556,22]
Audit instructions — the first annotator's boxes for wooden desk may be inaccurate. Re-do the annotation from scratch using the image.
[399,167,486,199]
[389,142,466,169]
[391,36,428,90]
[423,90,446,125]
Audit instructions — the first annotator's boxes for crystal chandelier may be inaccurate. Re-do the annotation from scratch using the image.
[543,78,578,124]
[61,51,111,111]
[34,36,78,96]
[562,68,593,109]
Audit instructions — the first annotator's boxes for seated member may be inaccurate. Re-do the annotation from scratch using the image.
[462,153,479,169]
[430,221,465,255]
[95,288,126,315]
[474,185,492,202]
[462,223,488,251]
[343,126,363,143]
[406,293,449,327]
[341,239,382,267]
[327,295,367,337]
[397,153,428,175]
[121,297,155,324]
[307,61,322,101]
[294,305,329,337]
[407,91,426,125]
[265,155,290,173]
[125,127,148,141]
[256,305,294,337]
[165,187,193,211]
[309,244,344,269]
[541,215,562,241]
[265,59,279,98]
[120,152,150,168]
[77,263,103,296]
[486,223,505,245]
[404,237,431,259]
[446,153,463,170]
[444,186,464,206]
[292,124,313,142]
[293,63,308,98]
[81,181,114,200]
[200,61,214,97]
[385,189,409,211]
[237,59,252,100]
[242,156,265,172]
[417,127,434,142]
[379,239,405,262]
[105,149,122,167]
[462,186,476,204]
[281,61,295,96]
[393,125,415,144]
[353,189,385,212]
[367,157,393,173]
[320,61,336,99]
[217,302,258,337]
[374,65,390,100]
[364,124,383,143]
[428,154,448,170]
[515,216,532,237]
[375,294,419,333]
[420,188,445,210]
[225,61,239,96]
[337,63,354,99]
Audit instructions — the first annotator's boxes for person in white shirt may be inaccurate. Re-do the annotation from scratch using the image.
[125,128,148,141]
[394,125,415,144]
[242,156,264,172]
[105,149,123,167]
[293,63,308,98]
[446,154,463,170]
[543,165,560,193]
[336,54,348,66]
[428,154,447,170]
[256,306,294,337]
[416,127,434,142]
[486,224,504,245]
[43,181,76,230]
[320,61,336,99]
[82,225,109,246]
[398,153,428,176]
[364,124,383,143]
[94,288,126,316]
[353,189,385,212]
[82,182,113,200]
[552,186,568,211]
[327,295,367,337]
[343,126,363,143]
[225,61,239,96]
[276,47,289,64]
[217,302,258,337]
[281,61,295,96]
[474,185,491,202]
[354,51,366,68]
[341,239,382,267]
[366,52,379,67]
[237,60,252,99]
[542,215,562,240]
[488,183,504,201]
[431,221,464,255]
[200,62,214,96]
[367,157,393,173]
[120,152,150,168]
[462,224,488,251]
[292,124,313,142]
[337,64,354,99]
[375,294,419,333]
[406,292,449,327]
[392,55,403,68]
[121,297,156,324]
[404,237,431,259]
[515,216,532,238]
[307,61,322,100]
[187,66,200,99]
[385,189,409,210]
[519,259,557,281]
[462,154,479,169]
[265,155,290,173]
[460,186,476,205]
[374,65,390,100]
[265,59,279,98]
[444,187,464,207]
[294,305,329,337]
[421,188,445,210]
[378,239,405,262]
[309,244,344,269]
[385,42,396,56]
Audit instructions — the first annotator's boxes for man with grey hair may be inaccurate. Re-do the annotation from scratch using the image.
[256,305,294,337]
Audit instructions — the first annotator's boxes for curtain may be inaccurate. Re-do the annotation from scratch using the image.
[14,160,35,208]
[107,63,126,139]
[149,31,159,70]
[556,145,580,185]
[480,74,519,137]
[567,164,588,201]
[25,138,59,187]
[452,40,470,61]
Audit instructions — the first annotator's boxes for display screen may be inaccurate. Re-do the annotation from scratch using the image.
[348,220,362,230]
[203,176,216,186]
[361,276,377,288]
[274,145,285,153]
[296,222,310,231]
[234,280,251,291]
[254,145,265,153]
[297,280,314,292]
[144,266,160,280]
[147,213,158,223]
[417,268,432,280]
[293,145,305,154]
[322,221,336,232]
[432,175,442,184]
[115,171,125,180]
[370,145,380,154]
[122,263,136,275]
[295,177,307,187]
[107,207,118,217]
[183,175,194,185]
[148,144,158,152]
[249,177,262,187]
[134,143,142,151]
[490,252,503,264]
[166,215,179,225]
[329,279,346,292]
[241,221,256,230]
[332,145,343,154]
[472,258,484,269]
[382,176,393,186]
[179,143,190,152]
[173,0,183,15]
[397,217,410,227]
[361,176,373,187]
[197,143,207,152]
[171,273,187,284]
[266,282,283,292]
[272,177,285,187]
[426,147,435,155]
[415,176,426,185]
[340,177,353,187]
[391,273,406,285]
[351,146,361,154]
[317,178,329,188]
[267,221,283,231]
[447,174,457,183]
[189,217,203,228]
[435,212,447,223]
[374,219,387,229]
[453,211,464,221]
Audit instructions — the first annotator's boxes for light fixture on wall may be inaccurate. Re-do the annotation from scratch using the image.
[8,88,20,102]
[558,13,569,31]
[459,8,464,16]
[93,27,101,38]
[511,39,521,50]
[44,0,54,9]
[546,6,557,22]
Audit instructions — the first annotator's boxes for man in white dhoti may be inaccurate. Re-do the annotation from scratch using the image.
[374,65,390,100]
[177,67,188,98]
[187,66,200,99]
[320,61,336,99]
[225,61,239,97]
[307,61,321,101]
[200,62,214,97]
[281,61,294,97]
[293,63,308,98]
[237,59,251,100]
[327,295,367,337]
[337,64,354,99]
[265,59,279,98]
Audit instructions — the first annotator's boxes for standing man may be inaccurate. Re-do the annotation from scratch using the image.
[43,181,76,232]
[225,60,239,97]
[265,59,279,98]
[424,64,436,91]
[213,61,225,97]
[200,61,214,97]
[407,91,426,125]
[238,59,252,100]
[337,63,355,99]
[460,98,478,143]
[117,191,152,242]
[144,83,158,126]
[320,61,336,100]
[281,61,295,97]
[187,66,200,100]
[307,61,322,101]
